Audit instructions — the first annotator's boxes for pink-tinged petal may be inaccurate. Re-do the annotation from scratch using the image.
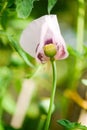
[55,37,69,60]
[35,15,61,62]
[36,52,49,63]
[20,15,52,58]
[55,44,68,60]
[20,15,68,63]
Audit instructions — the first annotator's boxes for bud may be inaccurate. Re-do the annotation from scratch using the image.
[43,43,57,58]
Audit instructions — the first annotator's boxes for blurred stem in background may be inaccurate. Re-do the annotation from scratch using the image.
[64,0,85,118]
[77,0,87,126]
[69,0,85,90]
[37,115,46,130]
[75,0,85,80]
[74,0,85,89]
[77,0,85,52]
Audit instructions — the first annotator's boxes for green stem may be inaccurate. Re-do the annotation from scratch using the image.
[70,0,85,90]
[37,115,46,130]
[77,0,85,52]
[44,61,57,130]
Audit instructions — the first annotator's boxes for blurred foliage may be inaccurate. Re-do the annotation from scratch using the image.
[57,119,87,130]
[0,67,12,98]
[48,0,57,14]
[16,0,37,18]
[0,0,87,130]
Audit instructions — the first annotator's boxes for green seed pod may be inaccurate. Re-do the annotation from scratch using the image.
[43,43,57,58]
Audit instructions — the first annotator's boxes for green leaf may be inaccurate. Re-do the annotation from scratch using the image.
[1,10,8,29]
[16,0,36,18]
[7,0,15,7]
[82,79,87,86]
[57,119,77,129]
[48,0,57,14]
[0,31,35,68]
[68,46,82,57]
[57,119,87,130]
[8,35,35,68]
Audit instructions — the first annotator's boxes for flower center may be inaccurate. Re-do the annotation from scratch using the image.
[43,43,57,58]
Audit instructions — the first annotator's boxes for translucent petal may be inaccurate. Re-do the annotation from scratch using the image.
[35,15,61,61]
[20,15,59,58]
[20,16,49,57]
[20,15,68,62]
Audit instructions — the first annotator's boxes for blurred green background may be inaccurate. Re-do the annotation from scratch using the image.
[0,0,87,130]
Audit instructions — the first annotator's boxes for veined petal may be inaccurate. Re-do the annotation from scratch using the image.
[20,15,60,57]
[20,15,68,62]
[55,42,68,60]
[20,15,51,57]
[35,15,61,62]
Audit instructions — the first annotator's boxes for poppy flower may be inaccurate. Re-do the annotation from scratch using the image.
[20,15,68,63]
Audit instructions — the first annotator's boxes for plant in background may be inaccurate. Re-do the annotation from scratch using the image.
[0,0,87,130]
[20,15,68,130]
[57,119,87,130]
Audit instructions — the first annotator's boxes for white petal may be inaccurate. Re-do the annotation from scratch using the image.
[20,18,43,57]
[35,15,62,60]
[46,15,68,59]
[46,15,61,35]
[39,15,62,49]
[20,15,68,61]
[20,15,57,57]
[44,15,67,49]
